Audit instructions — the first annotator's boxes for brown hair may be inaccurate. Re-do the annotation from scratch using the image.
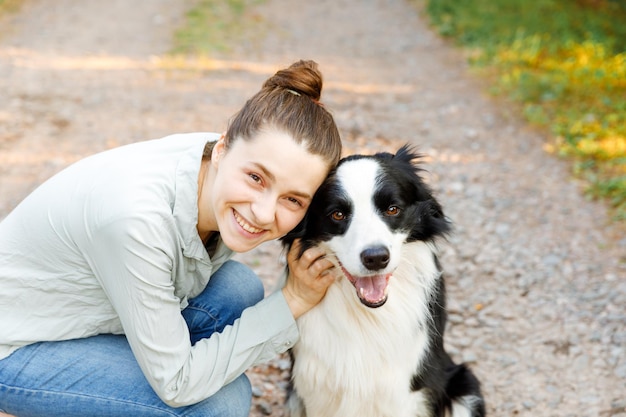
[205,60,342,168]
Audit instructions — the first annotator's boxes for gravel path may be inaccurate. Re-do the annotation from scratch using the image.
[1,1,624,416]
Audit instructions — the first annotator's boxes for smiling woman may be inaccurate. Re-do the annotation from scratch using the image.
[0,60,342,417]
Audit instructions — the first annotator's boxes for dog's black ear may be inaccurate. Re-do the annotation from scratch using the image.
[392,144,421,164]
[390,144,452,241]
[408,198,451,242]
[422,198,451,238]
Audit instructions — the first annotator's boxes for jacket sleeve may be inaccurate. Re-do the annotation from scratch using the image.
[80,214,298,407]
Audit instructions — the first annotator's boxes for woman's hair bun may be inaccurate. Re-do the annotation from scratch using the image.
[263,60,323,102]
[223,59,341,167]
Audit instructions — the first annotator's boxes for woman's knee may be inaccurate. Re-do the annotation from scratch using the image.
[186,374,251,417]
[218,260,265,307]
[229,374,253,417]
[183,261,265,341]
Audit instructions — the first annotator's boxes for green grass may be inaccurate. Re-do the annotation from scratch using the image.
[423,0,626,220]
[0,0,23,15]
[170,0,265,55]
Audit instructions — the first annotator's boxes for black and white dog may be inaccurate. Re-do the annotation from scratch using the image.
[281,145,485,417]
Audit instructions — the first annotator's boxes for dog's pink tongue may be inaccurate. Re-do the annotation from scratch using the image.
[354,274,389,304]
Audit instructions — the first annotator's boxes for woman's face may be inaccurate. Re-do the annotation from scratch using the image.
[199,128,329,253]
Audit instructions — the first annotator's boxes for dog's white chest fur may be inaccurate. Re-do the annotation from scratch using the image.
[290,242,440,417]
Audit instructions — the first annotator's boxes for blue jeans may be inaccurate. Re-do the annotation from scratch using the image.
[0,260,265,417]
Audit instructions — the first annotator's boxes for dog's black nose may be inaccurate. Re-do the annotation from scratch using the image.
[360,246,390,270]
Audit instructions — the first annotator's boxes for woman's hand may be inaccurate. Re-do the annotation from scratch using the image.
[281,240,337,319]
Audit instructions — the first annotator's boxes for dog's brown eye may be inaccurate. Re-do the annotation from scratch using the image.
[331,211,345,221]
[386,206,400,216]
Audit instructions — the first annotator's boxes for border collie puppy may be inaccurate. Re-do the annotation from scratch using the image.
[281,145,485,417]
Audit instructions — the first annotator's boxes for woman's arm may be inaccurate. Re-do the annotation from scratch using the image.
[80,215,297,407]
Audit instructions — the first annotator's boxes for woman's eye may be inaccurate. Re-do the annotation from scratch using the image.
[249,173,262,184]
[386,206,401,216]
[331,211,345,221]
[287,197,303,207]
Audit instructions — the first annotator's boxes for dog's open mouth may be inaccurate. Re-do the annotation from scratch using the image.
[341,266,391,308]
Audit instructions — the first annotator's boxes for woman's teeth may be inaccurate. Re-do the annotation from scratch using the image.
[234,211,263,234]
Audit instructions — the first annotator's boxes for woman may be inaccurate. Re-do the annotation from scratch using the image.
[0,60,342,416]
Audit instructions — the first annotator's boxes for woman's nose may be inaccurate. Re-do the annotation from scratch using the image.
[251,194,277,225]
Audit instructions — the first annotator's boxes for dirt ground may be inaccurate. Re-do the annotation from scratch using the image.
[1,0,625,416]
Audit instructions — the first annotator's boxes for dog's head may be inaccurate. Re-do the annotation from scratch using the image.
[282,145,450,308]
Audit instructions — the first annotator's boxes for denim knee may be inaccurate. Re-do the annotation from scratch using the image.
[183,260,265,343]
[229,374,253,417]
[188,373,252,417]
[220,260,265,307]
[206,260,265,321]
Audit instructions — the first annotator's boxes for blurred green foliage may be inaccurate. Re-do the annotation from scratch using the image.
[0,0,23,15]
[171,0,264,55]
[424,0,626,220]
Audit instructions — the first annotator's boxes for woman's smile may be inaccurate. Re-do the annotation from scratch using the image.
[232,209,265,235]
[197,128,329,253]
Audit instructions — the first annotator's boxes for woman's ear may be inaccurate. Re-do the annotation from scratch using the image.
[211,136,226,167]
